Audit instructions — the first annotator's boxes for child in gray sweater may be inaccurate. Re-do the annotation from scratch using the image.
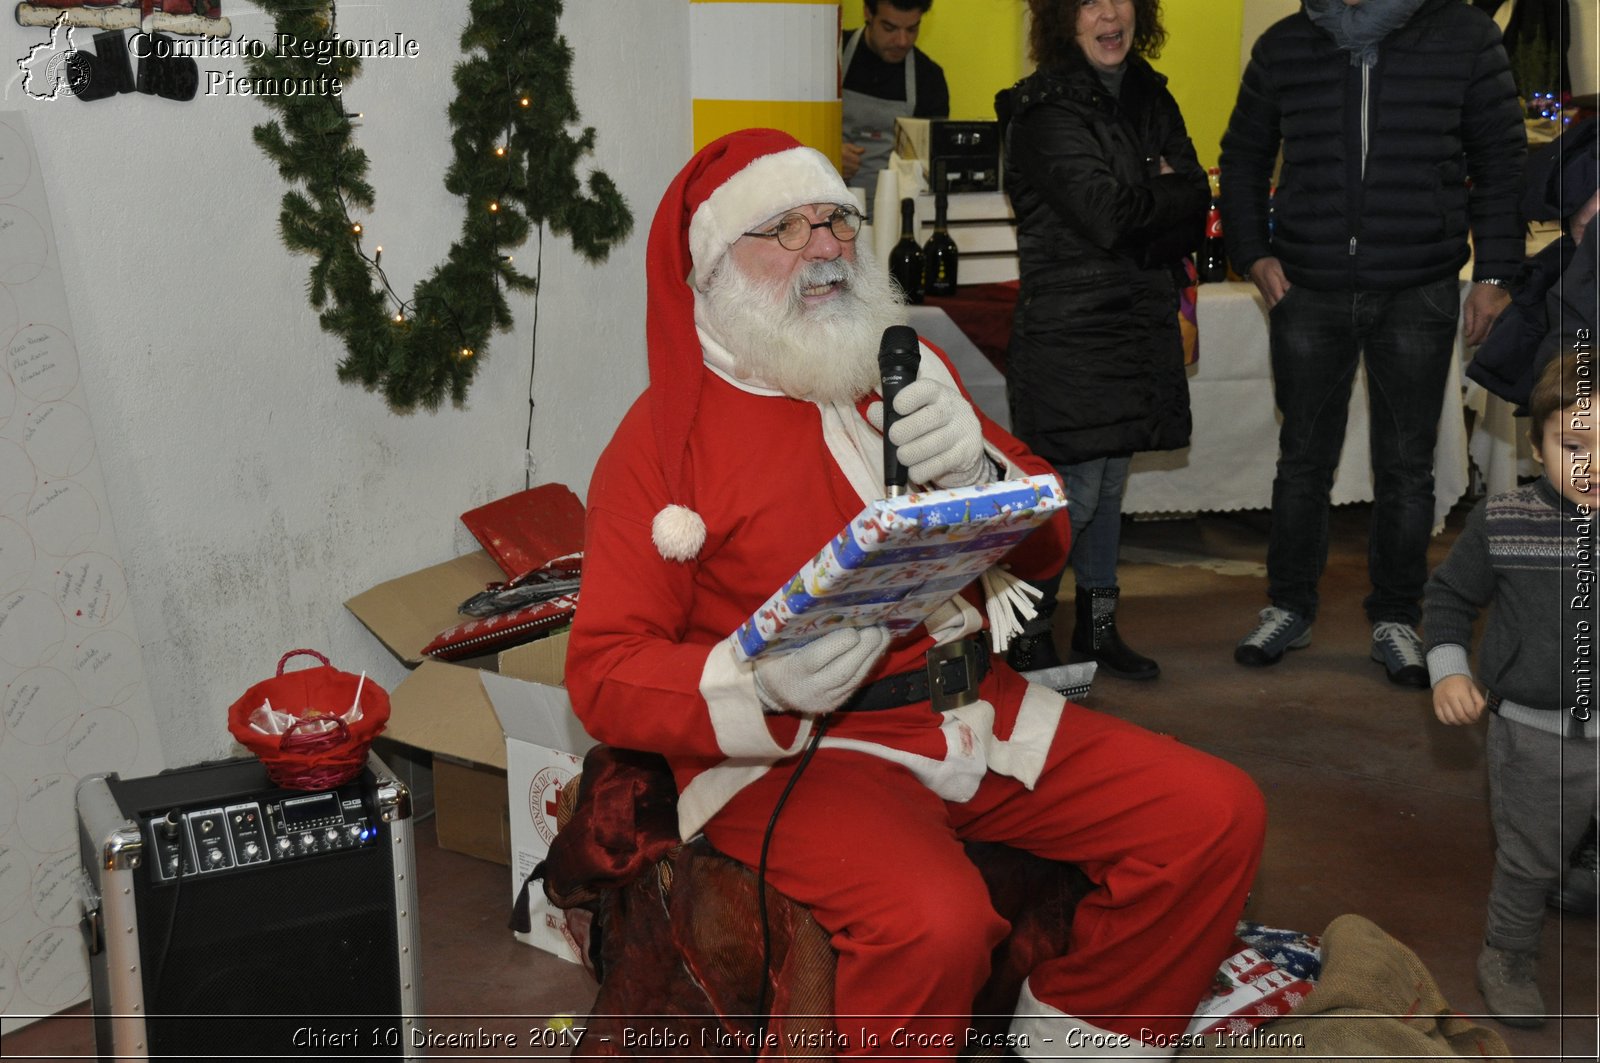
[1424,349,1597,1029]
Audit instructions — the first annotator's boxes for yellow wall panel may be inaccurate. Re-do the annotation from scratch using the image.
[693,99,844,160]
[841,1,1247,166]
[1152,1,1247,170]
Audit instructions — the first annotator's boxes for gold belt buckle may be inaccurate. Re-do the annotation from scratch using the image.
[926,639,981,712]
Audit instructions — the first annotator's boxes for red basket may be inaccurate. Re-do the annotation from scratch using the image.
[226,650,390,790]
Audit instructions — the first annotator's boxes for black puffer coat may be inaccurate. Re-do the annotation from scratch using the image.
[1220,0,1525,291]
[1000,51,1206,467]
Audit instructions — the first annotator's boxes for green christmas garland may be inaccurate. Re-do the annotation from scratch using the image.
[248,0,632,411]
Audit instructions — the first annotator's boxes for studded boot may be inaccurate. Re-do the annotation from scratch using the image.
[1070,586,1159,680]
[1005,599,1064,677]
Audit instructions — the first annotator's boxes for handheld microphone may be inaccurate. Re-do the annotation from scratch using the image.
[877,325,921,497]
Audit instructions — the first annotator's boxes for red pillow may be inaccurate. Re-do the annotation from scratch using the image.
[421,595,577,661]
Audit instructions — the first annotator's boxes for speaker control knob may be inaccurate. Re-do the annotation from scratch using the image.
[324,828,339,845]
[276,837,292,853]
[207,849,224,865]
[299,833,314,850]
[244,843,260,858]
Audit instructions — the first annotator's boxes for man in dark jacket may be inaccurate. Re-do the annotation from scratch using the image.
[1221,0,1525,686]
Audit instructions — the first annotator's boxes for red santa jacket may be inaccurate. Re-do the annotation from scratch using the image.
[566,341,1072,838]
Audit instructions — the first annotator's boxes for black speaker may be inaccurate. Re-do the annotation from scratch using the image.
[77,753,421,1059]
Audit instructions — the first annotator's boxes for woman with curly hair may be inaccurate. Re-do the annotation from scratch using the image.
[999,0,1205,685]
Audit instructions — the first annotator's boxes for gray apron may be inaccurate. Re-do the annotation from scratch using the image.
[841,30,916,204]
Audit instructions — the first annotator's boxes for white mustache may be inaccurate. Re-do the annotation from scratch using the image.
[795,260,849,294]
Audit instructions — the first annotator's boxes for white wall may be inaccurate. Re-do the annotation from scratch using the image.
[0,2,687,768]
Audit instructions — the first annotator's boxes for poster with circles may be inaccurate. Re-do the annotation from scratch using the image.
[0,114,164,1034]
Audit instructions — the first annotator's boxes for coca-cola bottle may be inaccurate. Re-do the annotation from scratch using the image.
[888,197,926,304]
[1198,167,1227,283]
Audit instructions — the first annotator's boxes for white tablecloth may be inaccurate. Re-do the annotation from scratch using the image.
[912,285,1472,529]
[1124,282,1469,527]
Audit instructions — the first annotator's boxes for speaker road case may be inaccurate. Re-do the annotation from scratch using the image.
[77,752,422,1060]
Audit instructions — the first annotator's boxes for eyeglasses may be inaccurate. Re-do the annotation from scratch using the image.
[742,206,863,251]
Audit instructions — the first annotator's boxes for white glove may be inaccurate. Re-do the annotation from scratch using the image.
[753,626,891,716]
[869,378,992,489]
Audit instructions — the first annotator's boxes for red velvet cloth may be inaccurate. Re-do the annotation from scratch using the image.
[534,745,682,910]
[925,282,1020,375]
[527,744,1089,1059]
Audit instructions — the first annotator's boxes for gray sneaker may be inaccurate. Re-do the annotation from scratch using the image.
[1234,607,1312,667]
[1476,945,1546,1028]
[1371,621,1428,688]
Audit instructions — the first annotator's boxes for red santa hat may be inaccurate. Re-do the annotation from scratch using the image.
[645,128,852,562]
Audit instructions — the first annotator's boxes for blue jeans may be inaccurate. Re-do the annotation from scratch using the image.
[1266,278,1459,624]
[1022,456,1131,627]
[1061,455,1131,591]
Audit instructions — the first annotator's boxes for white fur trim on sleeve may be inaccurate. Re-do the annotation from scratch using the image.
[699,640,809,757]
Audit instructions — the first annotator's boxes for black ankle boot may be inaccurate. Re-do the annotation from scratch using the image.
[1070,586,1159,680]
[1006,629,1064,675]
[1004,595,1062,677]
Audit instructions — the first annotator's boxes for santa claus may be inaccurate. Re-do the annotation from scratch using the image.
[565,127,1266,1060]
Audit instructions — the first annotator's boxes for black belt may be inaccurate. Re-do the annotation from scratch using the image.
[840,636,989,713]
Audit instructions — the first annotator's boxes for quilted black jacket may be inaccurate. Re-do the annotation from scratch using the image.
[1220,0,1525,291]
[999,50,1206,466]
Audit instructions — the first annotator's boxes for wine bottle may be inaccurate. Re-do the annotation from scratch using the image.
[923,164,959,297]
[888,197,926,304]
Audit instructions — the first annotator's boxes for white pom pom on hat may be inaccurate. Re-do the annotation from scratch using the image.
[643,128,852,562]
[651,504,707,563]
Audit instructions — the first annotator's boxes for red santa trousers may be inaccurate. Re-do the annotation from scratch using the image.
[702,700,1266,1058]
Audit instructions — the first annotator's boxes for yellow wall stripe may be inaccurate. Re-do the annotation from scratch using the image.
[692,99,841,156]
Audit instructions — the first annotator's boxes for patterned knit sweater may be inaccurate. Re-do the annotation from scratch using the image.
[1424,478,1596,737]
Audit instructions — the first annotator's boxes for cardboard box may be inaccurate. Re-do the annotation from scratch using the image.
[347,554,597,962]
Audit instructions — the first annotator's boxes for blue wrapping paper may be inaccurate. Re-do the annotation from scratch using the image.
[730,474,1066,661]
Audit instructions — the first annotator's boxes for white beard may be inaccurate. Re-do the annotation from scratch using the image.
[699,252,908,405]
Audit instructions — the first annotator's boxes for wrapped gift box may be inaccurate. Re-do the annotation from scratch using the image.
[732,474,1065,661]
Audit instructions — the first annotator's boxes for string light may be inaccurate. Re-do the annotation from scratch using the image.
[247,0,632,409]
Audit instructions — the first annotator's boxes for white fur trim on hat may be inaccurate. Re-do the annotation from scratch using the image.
[652,503,707,562]
[687,145,851,289]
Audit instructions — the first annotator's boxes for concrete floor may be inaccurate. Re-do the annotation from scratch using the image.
[8,503,1598,1060]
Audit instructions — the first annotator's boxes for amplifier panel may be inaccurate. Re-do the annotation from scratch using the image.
[77,753,420,1060]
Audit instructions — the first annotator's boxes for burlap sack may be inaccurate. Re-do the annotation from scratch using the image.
[1181,913,1510,1061]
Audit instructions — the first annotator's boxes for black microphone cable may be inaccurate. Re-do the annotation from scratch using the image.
[751,324,917,1052]
[751,713,829,1057]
